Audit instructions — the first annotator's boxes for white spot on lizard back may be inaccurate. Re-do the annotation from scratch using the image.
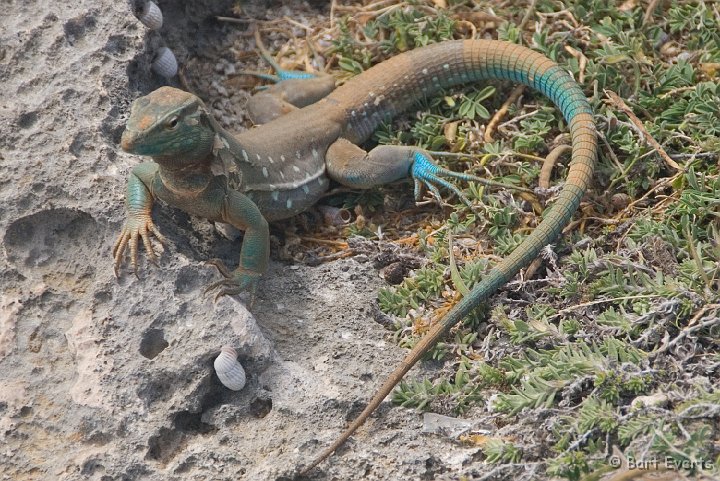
[262,167,268,178]
[242,150,249,162]
[271,191,279,201]
[212,134,223,155]
[293,166,301,172]
[286,199,293,209]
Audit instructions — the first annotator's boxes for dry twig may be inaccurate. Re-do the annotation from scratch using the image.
[604,90,683,172]
[484,85,525,142]
[539,144,572,189]
[643,0,662,25]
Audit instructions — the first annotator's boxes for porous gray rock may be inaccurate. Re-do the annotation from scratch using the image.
[0,1,476,480]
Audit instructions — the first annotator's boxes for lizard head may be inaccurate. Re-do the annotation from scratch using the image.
[121,86,215,163]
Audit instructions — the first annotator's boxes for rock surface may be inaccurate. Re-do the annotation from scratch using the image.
[0,1,476,479]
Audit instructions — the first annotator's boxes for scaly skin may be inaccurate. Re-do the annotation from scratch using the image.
[114,39,597,472]
[296,40,597,475]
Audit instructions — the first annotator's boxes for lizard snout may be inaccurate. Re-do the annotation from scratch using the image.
[120,129,137,153]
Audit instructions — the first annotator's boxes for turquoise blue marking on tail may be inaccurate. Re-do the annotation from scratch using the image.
[532,66,593,121]
[475,62,593,123]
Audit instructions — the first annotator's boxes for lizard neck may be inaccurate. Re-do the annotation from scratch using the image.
[208,115,249,158]
[152,110,228,195]
[156,159,214,195]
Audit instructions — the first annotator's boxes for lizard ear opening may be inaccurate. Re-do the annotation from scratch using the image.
[182,103,207,128]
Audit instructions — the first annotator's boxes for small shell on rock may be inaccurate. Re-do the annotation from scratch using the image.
[214,346,246,391]
[317,205,352,226]
[151,47,177,78]
[136,1,163,30]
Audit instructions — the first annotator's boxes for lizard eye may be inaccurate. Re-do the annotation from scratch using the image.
[166,117,179,129]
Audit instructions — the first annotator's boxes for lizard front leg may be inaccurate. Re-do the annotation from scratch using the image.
[113,162,167,275]
[205,190,269,301]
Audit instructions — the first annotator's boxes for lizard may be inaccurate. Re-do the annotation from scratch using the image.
[112,38,597,474]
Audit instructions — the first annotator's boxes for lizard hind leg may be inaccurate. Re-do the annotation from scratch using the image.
[326,139,483,210]
[245,76,336,124]
[242,31,336,124]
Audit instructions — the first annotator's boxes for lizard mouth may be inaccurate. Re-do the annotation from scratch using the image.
[120,129,140,153]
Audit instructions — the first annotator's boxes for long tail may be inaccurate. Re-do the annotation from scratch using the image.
[298,39,597,476]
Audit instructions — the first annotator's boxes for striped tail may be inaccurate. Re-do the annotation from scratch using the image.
[299,39,597,476]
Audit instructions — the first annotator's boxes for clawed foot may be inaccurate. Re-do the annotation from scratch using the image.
[204,259,261,303]
[113,214,167,277]
[411,151,483,210]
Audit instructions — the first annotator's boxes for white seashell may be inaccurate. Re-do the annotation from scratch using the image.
[214,346,246,391]
[137,1,163,30]
[151,47,177,78]
[317,205,352,226]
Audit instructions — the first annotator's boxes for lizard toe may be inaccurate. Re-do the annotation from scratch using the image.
[412,152,482,210]
[410,151,479,210]
[206,258,233,279]
[205,269,261,303]
[113,232,131,276]
[112,216,168,278]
